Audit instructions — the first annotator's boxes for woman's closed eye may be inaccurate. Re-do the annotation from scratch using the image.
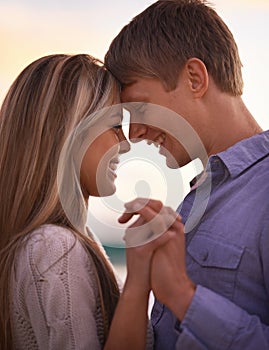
[113,124,122,134]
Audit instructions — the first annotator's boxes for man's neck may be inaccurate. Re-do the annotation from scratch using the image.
[205,95,262,157]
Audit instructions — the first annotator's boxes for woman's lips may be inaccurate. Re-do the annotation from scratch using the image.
[108,158,120,178]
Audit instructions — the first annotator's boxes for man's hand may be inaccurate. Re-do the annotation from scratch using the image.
[151,219,196,321]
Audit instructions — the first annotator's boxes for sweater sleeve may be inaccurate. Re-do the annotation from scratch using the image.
[12,225,102,350]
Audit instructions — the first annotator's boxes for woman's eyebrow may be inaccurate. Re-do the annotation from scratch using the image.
[110,112,123,123]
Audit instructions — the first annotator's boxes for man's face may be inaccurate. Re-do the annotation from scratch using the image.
[121,77,204,168]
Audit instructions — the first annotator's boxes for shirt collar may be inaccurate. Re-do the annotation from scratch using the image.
[212,130,269,178]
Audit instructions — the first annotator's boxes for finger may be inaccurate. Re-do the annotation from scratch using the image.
[118,211,136,223]
[125,227,177,250]
[124,209,168,248]
[118,204,158,224]
[119,204,181,229]
[123,206,178,237]
[150,229,177,250]
[123,205,165,248]
[166,207,182,221]
[124,198,163,213]
[164,207,182,229]
[128,215,146,228]
[120,202,183,247]
[172,217,185,234]
[131,205,159,225]
[118,198,150,223]
[165,207,183,229]
[119,199,162,224]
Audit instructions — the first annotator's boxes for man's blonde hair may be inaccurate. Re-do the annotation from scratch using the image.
[105,0,243,95]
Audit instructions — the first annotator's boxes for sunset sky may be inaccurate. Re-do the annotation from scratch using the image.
[1,0,269,246]
[0,0,269,128]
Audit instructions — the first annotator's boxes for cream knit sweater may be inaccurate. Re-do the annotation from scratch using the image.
[10,224,153,349]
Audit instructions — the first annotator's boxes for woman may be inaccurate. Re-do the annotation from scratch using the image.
[0,54,183,349]
[0,53,129,349]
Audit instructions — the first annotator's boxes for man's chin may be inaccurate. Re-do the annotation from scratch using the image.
[166,163,180,169]
[165,156,180,169]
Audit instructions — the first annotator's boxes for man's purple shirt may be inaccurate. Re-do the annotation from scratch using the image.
[151,130,269,349]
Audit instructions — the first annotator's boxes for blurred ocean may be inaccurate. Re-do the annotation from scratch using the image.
[104,245,155,316]
[104,245,127,281]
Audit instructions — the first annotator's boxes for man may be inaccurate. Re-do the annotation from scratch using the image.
[105,0,269,349]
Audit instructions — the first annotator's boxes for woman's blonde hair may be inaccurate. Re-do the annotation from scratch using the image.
[0,54,120,348]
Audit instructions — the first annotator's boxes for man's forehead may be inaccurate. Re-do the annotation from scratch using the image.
[121,81,148,103]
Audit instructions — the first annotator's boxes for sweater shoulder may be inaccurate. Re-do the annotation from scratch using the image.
[15,224,97,289]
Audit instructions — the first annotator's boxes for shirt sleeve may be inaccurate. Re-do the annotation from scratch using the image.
[15,226,102,350]
[175,285,269,349]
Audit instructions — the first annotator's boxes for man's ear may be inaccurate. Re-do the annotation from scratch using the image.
[185,58,209,97]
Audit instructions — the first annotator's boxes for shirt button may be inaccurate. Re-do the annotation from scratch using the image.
[202,251,209,261]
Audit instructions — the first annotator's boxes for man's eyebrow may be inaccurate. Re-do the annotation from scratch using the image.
[121,79,138,89]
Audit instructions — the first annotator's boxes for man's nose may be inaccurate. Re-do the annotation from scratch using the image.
[118,129,131,154]
[129,122,147,143]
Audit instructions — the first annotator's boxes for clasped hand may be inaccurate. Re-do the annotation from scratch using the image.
[119,198,196,320]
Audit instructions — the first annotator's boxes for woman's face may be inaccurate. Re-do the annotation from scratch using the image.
[80,110,130,198]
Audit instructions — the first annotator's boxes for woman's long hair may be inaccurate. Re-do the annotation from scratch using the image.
[0,54,120,348]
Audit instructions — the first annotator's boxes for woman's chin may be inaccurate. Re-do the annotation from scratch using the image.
[95,182,117,197]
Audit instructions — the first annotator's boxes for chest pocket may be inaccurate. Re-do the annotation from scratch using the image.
[187,234,244,300]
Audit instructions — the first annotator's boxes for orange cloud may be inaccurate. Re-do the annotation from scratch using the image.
[0,3,113,103]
